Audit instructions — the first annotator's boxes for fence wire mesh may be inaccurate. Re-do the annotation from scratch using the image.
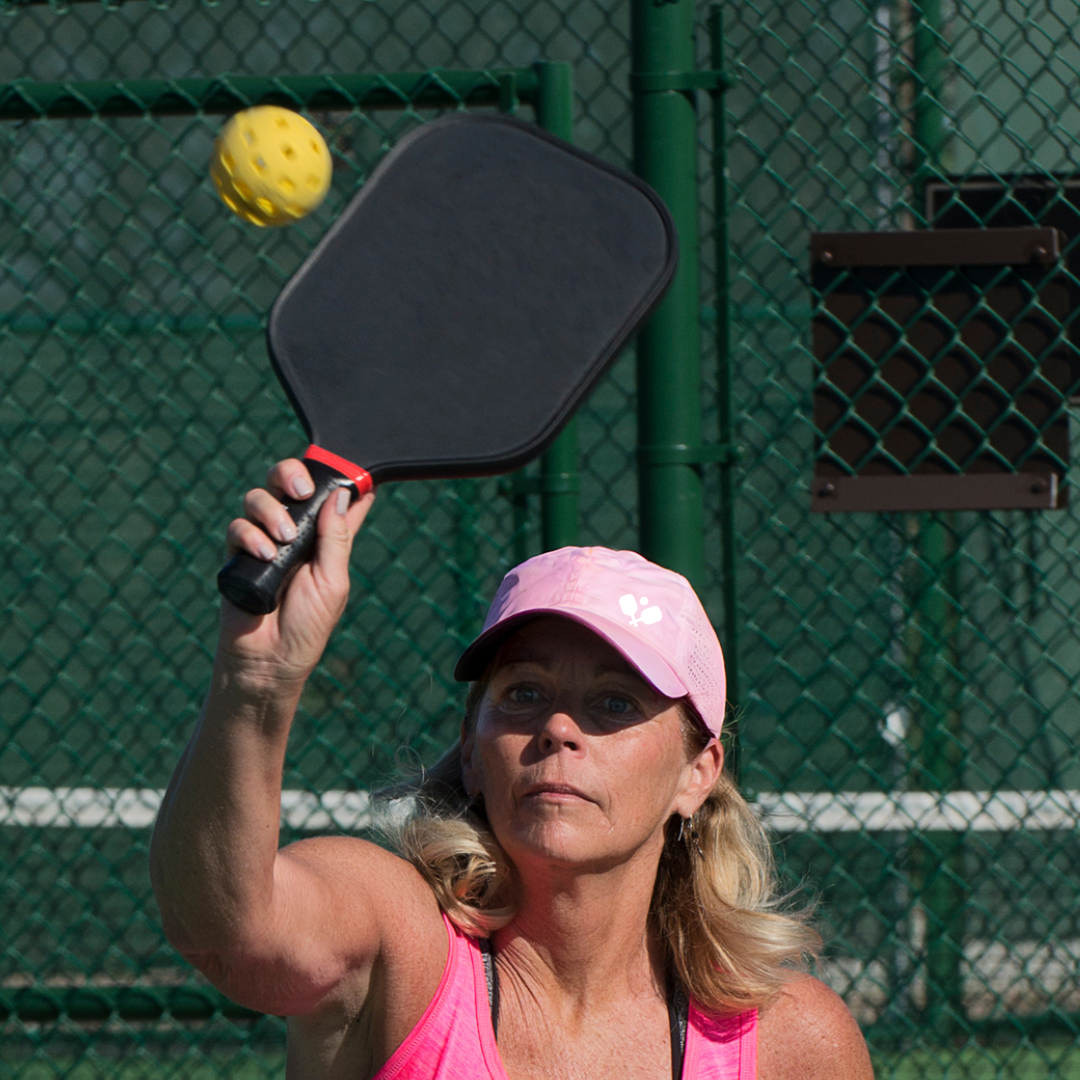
[0,0,1078,1077]
[723,0,1080,1073]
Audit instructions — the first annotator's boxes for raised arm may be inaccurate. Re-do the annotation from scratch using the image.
[149,463,444,1019]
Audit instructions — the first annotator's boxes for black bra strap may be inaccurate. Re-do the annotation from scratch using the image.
[668,976,689,1080]
[479,935,500,1041]
[478,936,688,1079]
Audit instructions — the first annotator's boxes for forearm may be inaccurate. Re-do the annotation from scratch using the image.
[150,659,306,959]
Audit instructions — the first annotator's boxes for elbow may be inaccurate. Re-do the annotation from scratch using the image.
[150,862,255,969]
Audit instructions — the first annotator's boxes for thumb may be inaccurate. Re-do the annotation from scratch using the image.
[311,485,357,589]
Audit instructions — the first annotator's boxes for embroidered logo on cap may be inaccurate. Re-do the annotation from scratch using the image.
[619,594,662,628]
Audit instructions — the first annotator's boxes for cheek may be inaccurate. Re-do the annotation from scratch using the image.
[472,731,525,794]
[595,738,688,822]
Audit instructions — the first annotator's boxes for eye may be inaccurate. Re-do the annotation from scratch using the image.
[509,685,542,705]
[602,694,635,716]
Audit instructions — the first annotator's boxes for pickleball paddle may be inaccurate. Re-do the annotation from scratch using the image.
[217,112,677,615]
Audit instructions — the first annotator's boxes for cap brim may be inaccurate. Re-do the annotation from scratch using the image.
[453,607,688,700]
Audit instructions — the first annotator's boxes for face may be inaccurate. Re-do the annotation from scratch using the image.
[460,616,721,872]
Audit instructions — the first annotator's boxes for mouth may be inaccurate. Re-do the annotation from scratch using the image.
[522,782,593,803]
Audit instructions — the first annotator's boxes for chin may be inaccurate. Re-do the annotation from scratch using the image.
[501,820,631,870]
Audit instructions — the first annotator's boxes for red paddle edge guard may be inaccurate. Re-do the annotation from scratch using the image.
[216,447,373,615]
[304,444,375,493]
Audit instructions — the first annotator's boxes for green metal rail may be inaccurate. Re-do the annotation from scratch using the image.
[0,70,534,120]
[0,986,261,1024]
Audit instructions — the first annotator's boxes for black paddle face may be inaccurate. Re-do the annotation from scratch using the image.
[267,113,677,482]
[218,113,677,615]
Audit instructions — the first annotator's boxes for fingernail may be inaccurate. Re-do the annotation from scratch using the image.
[280,520,297,542]
[257,542,276,560]
[336,488,350,516]
[296,479,315,498]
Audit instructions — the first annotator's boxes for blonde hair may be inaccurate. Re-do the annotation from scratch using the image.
[380,683,820,1015]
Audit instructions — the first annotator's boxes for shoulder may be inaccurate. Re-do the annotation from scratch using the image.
[755,974,873,1080]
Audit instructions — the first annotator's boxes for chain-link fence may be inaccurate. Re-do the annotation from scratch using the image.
[1,0,1078,1077]
[723,0,1080,1073]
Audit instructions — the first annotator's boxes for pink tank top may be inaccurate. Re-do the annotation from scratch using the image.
[373,914,757,1080]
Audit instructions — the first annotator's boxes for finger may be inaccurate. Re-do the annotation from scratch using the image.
[226,517,278,561]
[308,486,369,591]
[243,488,298,545]
[267,459,315,501]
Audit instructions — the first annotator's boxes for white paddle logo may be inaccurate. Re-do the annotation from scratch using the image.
[620,594,662,627]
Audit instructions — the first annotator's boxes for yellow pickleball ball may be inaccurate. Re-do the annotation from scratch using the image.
[210,106,332,227]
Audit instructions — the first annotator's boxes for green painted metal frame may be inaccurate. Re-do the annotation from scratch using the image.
[908,0,966,1035]
[0,59,577,1025]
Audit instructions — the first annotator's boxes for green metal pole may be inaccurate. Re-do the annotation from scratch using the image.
[534,60,580,551]
[453,479,482,645]
[912,0,947,197]
[631,0,705,588]
[910,516,966,1039]
[910,2,961,1035]
[709,6,740,774]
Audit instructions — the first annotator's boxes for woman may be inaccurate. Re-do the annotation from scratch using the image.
[150,459,874,1080]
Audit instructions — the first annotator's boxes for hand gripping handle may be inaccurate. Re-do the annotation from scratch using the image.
[216,457,371,615]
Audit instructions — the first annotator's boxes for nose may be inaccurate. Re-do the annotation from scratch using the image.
[538,707,582,754]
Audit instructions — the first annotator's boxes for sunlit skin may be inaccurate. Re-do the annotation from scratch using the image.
[150,458,877,1080]
[456,617,724,1080]
[463,617,721,880]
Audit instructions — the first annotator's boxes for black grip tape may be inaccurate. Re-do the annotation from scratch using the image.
[216,459,359,615]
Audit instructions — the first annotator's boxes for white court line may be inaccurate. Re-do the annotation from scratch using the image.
[2,786,1079,832]
[0,787,374,830]
[755,790,1080,832]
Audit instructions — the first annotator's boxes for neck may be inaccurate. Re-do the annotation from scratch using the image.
[492,840,667,1008]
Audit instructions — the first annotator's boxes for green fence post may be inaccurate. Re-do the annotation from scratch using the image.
[709,5,740,773]
[913,0,948,194]
[910,516,966,1039]
[534,60,580,551]
[452,478,482,645]
[909,2,963,1035]
[630,0,705,589]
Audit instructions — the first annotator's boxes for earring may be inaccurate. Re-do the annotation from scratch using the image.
[689,817,704,859]
[679,813,703,858]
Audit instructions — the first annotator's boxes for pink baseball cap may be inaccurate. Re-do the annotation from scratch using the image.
[454,546,726,737]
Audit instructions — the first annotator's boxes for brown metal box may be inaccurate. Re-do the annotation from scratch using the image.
[811,227,1076,513]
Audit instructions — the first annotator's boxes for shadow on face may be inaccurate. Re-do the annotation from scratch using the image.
[458,616,708,869]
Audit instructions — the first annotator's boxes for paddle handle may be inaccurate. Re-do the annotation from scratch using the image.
[217,458,365,615]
